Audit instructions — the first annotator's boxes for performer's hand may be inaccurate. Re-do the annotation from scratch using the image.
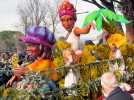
[14,67,28,77]
[6,75,16,87]
[88,22,95,29]
[6,67,29,87]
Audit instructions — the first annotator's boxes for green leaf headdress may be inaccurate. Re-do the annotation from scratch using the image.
[82,8,129,31]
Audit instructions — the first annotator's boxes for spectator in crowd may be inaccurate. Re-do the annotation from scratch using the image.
[100,72,133,100]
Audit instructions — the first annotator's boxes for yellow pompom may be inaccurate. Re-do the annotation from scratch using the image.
[107,34,127,48]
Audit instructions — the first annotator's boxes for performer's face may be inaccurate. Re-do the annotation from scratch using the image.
[26,43,40,57]
[60,15,75,32]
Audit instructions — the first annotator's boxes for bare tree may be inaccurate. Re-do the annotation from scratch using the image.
[82,0,126,11]
[18,7,30,32]
[18,0,60,34]
[42,0,61,34]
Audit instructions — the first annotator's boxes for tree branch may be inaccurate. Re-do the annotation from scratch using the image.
[82,0,94,4]
[82,0,105,8]
[100,0,114,11]
[112,0,129,5]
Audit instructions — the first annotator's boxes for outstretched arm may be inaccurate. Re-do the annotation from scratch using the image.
[74,23,94,36]
[6,67,29,87]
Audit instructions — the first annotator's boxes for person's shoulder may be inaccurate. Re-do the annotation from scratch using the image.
[107,87,133,100]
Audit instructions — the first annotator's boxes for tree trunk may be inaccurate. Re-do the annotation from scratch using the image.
[126,23,134,43]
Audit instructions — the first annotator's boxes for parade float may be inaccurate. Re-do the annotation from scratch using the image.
[0,1,134,100]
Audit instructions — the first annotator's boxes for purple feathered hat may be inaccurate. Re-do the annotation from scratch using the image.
[19,26,56,48]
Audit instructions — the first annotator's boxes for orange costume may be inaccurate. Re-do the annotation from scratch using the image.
[27,59,58,81]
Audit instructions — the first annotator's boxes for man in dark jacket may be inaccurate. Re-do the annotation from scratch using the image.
[101,72,133,100]
[106,86,133,100]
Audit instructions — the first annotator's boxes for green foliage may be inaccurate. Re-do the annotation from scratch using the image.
[0,31,23,50]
